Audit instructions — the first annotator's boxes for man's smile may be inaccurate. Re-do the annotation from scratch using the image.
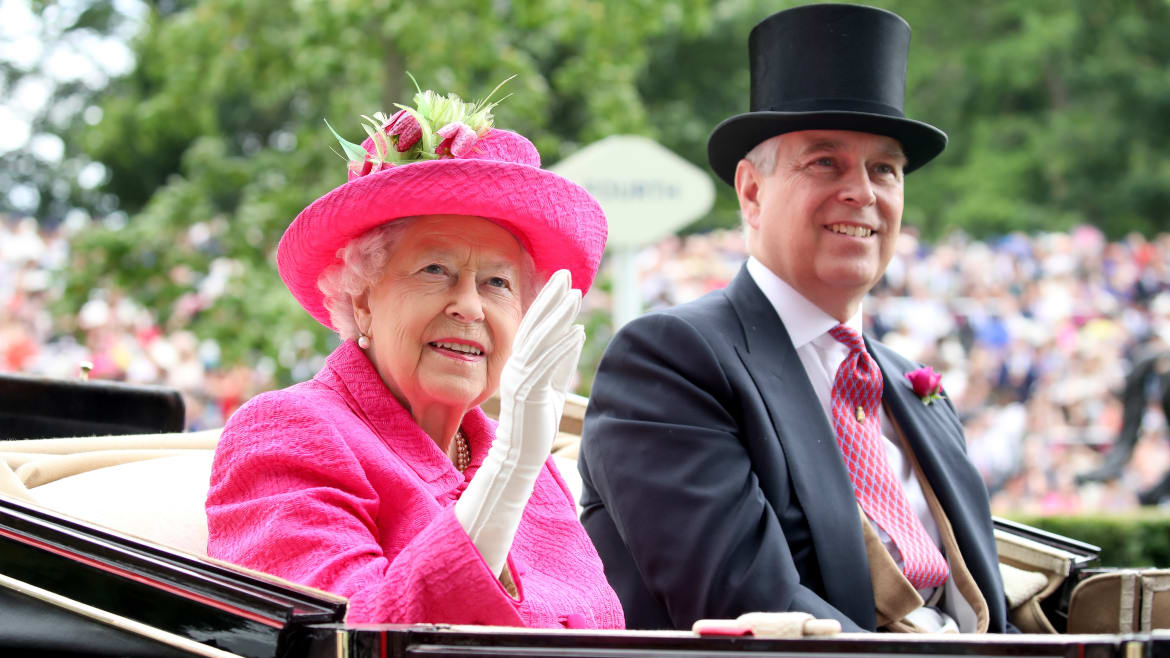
[826,223,875,238]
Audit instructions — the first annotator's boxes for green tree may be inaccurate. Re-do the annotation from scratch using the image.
[66,0,713,383]
[0,0,143,223]
[639,0,1170,239]
[889,0,1170,238]
[50,0,1170,387]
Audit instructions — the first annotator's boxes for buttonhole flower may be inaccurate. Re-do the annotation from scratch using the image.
[906,366,943,405]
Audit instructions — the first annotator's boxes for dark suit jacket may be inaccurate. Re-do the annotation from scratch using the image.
[578,267,1007,632]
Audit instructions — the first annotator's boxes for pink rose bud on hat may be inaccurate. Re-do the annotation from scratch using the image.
[292,75,607,329]
[436,121,477,157]
[347,157,374,178]
[906,366,943,404]
[384,109,421,152]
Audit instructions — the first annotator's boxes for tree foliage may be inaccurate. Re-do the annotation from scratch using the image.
[0,0,139,222]
[893,0,1170,238]
[61,0,714,381]
[28,0,1170,384]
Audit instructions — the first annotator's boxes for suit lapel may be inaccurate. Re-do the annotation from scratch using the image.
[724,268,876,629]
[867,338,1003,621]
[867,340,977,517]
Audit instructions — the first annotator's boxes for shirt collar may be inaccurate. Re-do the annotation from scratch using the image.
[745,256,864,348]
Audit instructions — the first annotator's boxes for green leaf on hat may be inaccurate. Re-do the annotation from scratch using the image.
[358,120,388,162]
[324,119,368,163]
[467,74,515,135]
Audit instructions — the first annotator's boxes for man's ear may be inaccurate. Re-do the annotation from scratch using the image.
[734,158,763,230]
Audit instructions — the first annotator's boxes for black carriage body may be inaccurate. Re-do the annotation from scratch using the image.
[0,494,343,657]
[2,495,1167,658]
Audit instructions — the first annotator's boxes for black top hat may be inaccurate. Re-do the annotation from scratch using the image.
[707,3,947,186]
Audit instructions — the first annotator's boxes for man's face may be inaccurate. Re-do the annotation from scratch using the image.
[736,129,906,320]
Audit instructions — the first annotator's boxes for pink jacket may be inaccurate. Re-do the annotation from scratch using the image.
[206,340,623,628]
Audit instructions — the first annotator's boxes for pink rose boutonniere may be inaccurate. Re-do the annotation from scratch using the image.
[906,366,944,405]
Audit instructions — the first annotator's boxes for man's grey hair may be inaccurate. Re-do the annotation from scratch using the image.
[738,137,783,233]
[744,136,781,177]
[317,216,542,341]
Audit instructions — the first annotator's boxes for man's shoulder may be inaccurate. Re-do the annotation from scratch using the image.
[624,287,741,337]
[591,287,748,386]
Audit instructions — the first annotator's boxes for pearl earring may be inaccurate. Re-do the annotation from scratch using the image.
[357,333,371,350]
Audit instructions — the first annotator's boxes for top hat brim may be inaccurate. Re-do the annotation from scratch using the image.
[707,110,948,186]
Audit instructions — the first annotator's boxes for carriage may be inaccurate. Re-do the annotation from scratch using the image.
[2,372,1167,657]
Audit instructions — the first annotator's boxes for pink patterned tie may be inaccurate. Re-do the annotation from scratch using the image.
[828,324,949,589]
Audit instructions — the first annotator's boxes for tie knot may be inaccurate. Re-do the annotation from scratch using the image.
[828,324,865,353]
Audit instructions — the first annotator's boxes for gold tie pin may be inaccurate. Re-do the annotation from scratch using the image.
[855,406,865,423]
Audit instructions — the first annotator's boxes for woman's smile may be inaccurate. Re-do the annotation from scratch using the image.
[428,339,487,362]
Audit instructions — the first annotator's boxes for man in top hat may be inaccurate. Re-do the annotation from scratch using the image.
[578,4,1008,633]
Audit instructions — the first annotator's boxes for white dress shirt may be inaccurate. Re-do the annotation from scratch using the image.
[745,257,969,629]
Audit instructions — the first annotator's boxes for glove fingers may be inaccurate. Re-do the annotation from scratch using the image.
[511,273,580,365]
[514,269,572,347]
[512,323,586,399]
[530,276,581,340]
[538,286,582,346]
[549,324,585,395]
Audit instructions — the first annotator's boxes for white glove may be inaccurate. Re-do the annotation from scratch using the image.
[455,269,584,577]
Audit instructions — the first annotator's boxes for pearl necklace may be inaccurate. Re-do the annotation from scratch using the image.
[453,428,471,472]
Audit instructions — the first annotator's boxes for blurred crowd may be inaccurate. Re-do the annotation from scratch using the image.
[0,215,274,431]
[608,224,1170,514]
[4,215,1170,514]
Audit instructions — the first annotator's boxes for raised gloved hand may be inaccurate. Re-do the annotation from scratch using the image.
[455,269,584,577]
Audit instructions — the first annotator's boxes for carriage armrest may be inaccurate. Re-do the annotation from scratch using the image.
[0,373,185,440]
[993,517,1102,633]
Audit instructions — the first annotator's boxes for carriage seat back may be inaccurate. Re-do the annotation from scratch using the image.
[0,431,220,555]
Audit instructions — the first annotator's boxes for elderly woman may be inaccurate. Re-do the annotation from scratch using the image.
[205,83,623,629]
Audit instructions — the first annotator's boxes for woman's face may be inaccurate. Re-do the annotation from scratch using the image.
[355,215,528,415]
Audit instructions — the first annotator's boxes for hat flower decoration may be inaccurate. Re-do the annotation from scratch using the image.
[325,73,514,179]
[277,74,608,330]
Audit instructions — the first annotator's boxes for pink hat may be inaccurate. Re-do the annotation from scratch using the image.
[277,84,608,329]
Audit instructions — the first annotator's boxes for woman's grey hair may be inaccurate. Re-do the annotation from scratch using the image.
[317,216,543,341]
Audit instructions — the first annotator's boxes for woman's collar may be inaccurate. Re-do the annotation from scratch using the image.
[318,339,495,488]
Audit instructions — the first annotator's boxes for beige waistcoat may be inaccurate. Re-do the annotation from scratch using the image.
[861,405,990,633]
